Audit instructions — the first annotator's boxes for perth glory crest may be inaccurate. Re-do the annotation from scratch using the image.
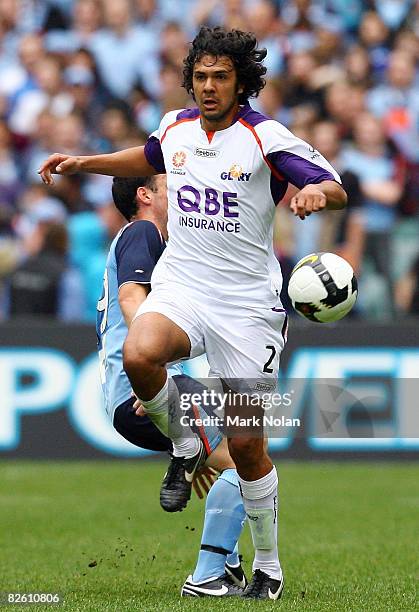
[172,151,186,168]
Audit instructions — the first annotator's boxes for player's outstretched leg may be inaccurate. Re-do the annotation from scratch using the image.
[229,437,284,601]
[154,375,209,512]
[181,469,246,597]
[124,313,206,511]
[159,373,226,512]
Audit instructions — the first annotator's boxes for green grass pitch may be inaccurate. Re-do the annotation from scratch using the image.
[1,461,417,611]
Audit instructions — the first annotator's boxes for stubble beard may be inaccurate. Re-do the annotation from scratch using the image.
[200,94,239,124]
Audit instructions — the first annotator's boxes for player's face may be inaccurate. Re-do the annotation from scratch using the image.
[192,55,243,128]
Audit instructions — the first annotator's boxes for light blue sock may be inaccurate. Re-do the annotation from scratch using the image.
[192,469,246,582]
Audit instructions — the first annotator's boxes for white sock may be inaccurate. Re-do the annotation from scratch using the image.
[141,375,200,459]
[238,466,282,580]
[140,375,169,435]
[171,436,200,458]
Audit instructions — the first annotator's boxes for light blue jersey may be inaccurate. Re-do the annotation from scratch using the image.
[96,220,166,419]
[96,218,223,454]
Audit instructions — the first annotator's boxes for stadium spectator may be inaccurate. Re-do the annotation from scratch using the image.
[7,221,69,318]
[313,25,342,67]
[193,0,249,32]
[24,111,89,185]
[393,28,418,56]
[0,199,19,319]
[64,64,103,132]
[367,50,419,122]
[130,83,161,134]
[245,1,284,77]
[0,119,20,210]
[52,112,88,155]
[158,62,190,115]
[373,0,413,31]
[66,195,124,322]
[324,0,364,34]
[66,209,107,321]
[342,112,404,312]
[0,0,23,63]
[9,54,73,137]
[134,0,162,34]
[13,183,68,260]
[282,50,324,127]
[281,0,335,52]
[395,254,419,315]
[324,80,367,137]
[160,21,189,71]
[23,109,57,183]
[311,120,365,274]
[253,78,291,126]
[98,103,142,152]
[68,46,114,108]
[386,104,419,219]
[344,44,372,88]
[358,11,391,78]
[45,0,103,54]
[0,33,45,104]
[89,0,159,99]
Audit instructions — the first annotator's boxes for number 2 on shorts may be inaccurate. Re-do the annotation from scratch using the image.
[263,345,276,373]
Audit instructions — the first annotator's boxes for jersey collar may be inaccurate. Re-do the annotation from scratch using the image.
[200,102,252,142]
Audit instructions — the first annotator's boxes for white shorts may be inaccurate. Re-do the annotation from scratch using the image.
[134,282,288,385]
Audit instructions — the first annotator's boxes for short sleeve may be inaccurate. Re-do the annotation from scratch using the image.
[257,120,341,189]
[144,135,166,173]
[143,110,183,173]
[115,221,165,287]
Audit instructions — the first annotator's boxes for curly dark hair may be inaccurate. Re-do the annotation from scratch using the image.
[112,176,156,221]
[182,27,267,105]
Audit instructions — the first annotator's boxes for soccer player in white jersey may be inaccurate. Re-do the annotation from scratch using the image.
[40,27,347,600]
[98,174,248,597]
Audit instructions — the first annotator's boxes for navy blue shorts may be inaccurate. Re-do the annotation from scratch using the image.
[113,396,172,452]
[112,374,223,453]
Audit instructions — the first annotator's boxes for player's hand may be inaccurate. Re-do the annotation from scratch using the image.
[38,153,82,185]
[133,397,146,416]
[193,467,218,499]
[290,185,327,220]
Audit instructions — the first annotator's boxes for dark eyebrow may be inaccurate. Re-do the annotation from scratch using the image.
[193,69,232,75]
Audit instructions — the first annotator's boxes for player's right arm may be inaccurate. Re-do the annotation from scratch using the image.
[119,283,149,327]
[115,220,165,324]
[38,109,178,185]
[38,147,157,185]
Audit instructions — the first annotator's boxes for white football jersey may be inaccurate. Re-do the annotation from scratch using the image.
[144,104,341,307]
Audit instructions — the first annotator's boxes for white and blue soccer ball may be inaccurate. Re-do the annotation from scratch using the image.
[288,252,358,323]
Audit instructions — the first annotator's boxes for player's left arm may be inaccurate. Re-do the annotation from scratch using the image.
[290,180,347,220]
[261,120,347,219]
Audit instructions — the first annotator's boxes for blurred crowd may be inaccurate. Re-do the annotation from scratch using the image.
[0,0,418,322]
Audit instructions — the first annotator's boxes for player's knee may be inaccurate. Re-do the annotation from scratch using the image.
[122,337,155,380]
[122,339,138,378]
[228,437,262,468]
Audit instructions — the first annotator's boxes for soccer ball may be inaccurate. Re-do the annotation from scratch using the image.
[288,252,358,323]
